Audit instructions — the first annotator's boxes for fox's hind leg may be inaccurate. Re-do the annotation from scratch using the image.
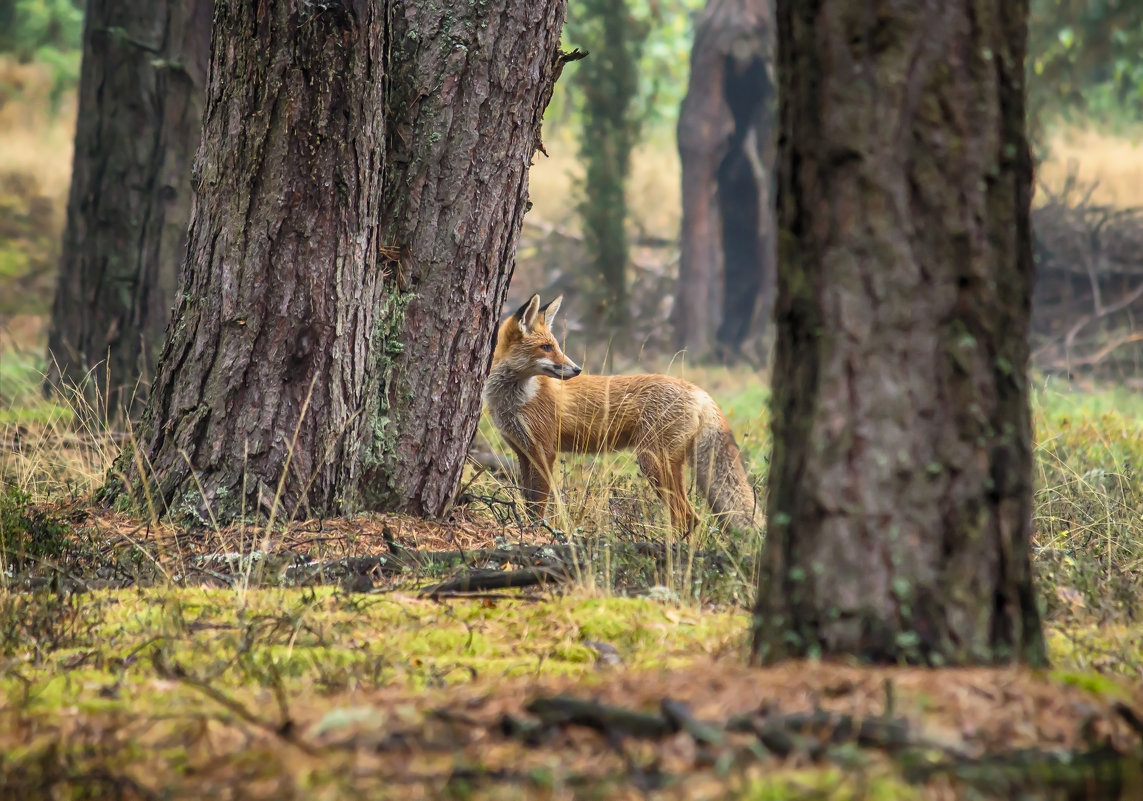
[665,451,700,536]
[637,449,699,538]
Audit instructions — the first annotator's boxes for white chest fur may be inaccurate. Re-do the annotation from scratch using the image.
[483,368,539,446]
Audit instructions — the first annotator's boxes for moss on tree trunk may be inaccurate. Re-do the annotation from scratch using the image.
[103,0,569,524]
[754,0,1046,665]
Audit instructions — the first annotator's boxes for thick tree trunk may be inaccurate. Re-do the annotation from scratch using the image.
[675,0,774,360]
[361,2,572,515]
[753,0,1046,665]
[45,0,212,422]
[103,0,569,524]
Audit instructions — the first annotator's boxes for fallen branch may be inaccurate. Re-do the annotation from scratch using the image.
[3,534,755,594]
[524,695,675,739]
[421,566,570,597]
[1057,280,1143,361]
[506,691,1143,795]
[151,651,318,755]
[1029,175,1143,375]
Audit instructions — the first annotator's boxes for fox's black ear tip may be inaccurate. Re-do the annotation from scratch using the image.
[513,294,540,320]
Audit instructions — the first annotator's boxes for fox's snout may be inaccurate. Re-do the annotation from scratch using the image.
[540,357,581,381]
[557,361,582,381]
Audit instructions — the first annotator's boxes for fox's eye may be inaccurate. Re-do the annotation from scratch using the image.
[540,344,554,354]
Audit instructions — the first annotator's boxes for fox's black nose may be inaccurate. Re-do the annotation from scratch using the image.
[563,362,582,380]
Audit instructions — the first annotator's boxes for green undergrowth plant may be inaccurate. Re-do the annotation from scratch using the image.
[0,484,73,570]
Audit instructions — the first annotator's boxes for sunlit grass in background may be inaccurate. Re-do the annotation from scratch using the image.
[0,59,75,203]
[528,123,1143,246]
[527,127,684,241]
[1036,125,1143,207]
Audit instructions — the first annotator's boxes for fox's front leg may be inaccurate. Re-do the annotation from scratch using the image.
[514,447,555,523]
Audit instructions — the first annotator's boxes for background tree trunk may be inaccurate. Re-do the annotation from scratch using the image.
[104,0,569,524]
[713,52,775,359]
[754,0,1046,665]
[45,0,212,422]
[675,0,774,361]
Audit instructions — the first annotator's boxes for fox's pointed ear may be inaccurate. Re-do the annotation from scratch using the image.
[539,295,563,327]
[515,294,541,333]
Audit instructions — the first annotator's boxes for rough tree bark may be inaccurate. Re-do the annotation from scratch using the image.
[102,0,570,523]
[754,0,1046,665]
[675,0,774,360]
[45,0,212,422]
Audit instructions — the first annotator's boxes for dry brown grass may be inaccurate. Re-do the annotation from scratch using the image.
[531,122,1143,245]
[0,59,76,204]
[1036,126,1143,207]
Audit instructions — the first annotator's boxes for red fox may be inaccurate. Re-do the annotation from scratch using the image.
[482,293,760,537]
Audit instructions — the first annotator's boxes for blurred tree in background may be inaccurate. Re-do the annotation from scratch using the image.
[564,0,650,329]
[674,0,774,364]
[1029,0,1143,128]
[43,0,212,423]
[0,0,84,109]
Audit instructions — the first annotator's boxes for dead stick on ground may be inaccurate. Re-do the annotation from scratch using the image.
[151,652,319,755]
[525,695,675,739]
[422,566,569,597]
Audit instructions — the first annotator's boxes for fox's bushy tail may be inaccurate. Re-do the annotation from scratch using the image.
[692,402,761,532]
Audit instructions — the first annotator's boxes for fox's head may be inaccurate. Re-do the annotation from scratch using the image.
[491,294,582,381]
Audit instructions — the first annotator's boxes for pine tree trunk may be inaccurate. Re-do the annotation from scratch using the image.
[753,0,1046,665]
[103,0,569,523]
[361,1,572,515]
[45,0,211,422]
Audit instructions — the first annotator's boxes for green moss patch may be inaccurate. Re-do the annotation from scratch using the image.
[0,588,748,716]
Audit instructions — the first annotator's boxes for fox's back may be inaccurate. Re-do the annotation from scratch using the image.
[546,373,712,453]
